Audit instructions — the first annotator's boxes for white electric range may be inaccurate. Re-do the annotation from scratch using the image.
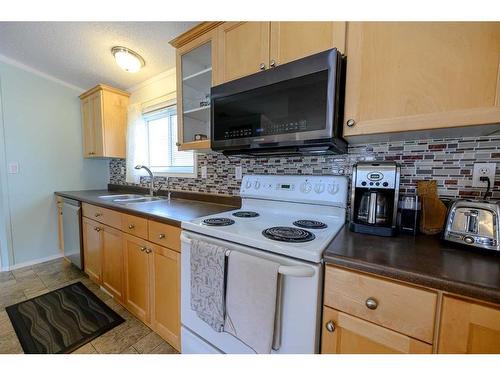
[180,174,348,354]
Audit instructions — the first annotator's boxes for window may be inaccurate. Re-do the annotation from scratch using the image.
[143,105,196,176]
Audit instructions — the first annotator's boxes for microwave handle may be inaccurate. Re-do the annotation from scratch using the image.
[181,233,315,278]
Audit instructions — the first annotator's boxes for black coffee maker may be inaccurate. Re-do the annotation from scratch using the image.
[350,162,401,236]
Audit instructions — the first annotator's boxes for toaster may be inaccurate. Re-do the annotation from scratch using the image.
[443,200,499,252]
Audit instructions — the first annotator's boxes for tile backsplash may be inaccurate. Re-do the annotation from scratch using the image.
[109,135,500,200]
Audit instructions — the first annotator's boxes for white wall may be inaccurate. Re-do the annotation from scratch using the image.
[128,68,176,107]
[0,60,109,267]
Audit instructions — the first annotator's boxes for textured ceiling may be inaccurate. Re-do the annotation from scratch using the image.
[0,22,197,90]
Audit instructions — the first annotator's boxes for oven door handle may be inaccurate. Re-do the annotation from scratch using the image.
[181,232,316,278]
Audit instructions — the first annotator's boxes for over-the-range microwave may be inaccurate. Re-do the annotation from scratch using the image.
[210,48,347,156]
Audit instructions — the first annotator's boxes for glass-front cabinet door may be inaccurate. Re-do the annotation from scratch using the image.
[176,30,216,151]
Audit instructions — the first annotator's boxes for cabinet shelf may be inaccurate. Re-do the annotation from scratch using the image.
[183,67,212,92]
[183,106,210,122]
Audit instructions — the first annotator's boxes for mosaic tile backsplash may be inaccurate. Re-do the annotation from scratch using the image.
[109,135,500,200]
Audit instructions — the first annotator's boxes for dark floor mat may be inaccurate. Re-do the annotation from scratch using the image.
[5,281,124,354]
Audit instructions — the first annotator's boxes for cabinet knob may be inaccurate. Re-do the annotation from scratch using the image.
[159,233,166,239]
[365,297,378,310]
[145,248,152,254]
[128,224,135,230]
[325,320,336,333]
[270,59,276,68]
[89,152,95,155]
[346,119,356,127]
[175,142,181,147]
[94,227,101,232]
[259,63,266,70]
[140,246,147,252]
[95,213,102,217]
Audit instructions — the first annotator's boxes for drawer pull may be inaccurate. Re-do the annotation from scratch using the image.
[159,233,166,239]
[128,224,135,229]
[365,297,378,310]
[95,213,102,217]
[94,227,101,232]
[145,248,152,254]
[140,246,146,252]
[325,320,335,333]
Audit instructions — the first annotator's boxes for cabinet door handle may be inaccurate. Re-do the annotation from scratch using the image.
[175,142,181,147]
[128,224,135,230]
[145,248,152,254]
[346,119,356,127]
[94,212,102,217]
[325,320,335,333]
[270,59,276,67]
[140,246,147,252]
[89,152,95,155]
[94,227,101,232]
[259,63,266,70]
[158,233,166,239]
[365,297,378,310]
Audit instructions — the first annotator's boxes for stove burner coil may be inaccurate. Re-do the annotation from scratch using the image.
[262,226,315,243]
[293,220,328,229]
[202,218,235,226]
[232,211,260,218]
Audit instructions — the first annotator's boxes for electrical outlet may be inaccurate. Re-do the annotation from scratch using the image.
[201,166,208,179]
[120,166,125,175]
[8,162,19,174]
[472,163,496,187]
[235,166,242,180]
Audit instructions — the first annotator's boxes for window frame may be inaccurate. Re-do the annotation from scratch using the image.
[143,105,197,178]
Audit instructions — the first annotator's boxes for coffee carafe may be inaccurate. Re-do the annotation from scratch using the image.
[350,162,400,236]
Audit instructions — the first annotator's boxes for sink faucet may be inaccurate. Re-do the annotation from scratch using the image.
[156,177,171,201]
[134,165,154,196]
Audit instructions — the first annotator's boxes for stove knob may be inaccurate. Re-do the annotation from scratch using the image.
[328,184,339,194]
[254,181,261,189]
[464,236,475,244]
[300,182,312,193]
[314,183,325,194]
[245,180,252,189]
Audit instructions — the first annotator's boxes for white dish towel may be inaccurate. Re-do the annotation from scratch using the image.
[190,239,227,332]
[224,251,280,354]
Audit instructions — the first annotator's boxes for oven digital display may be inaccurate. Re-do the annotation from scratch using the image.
[281,184,291,189]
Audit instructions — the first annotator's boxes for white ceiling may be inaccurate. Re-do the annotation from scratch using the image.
[0,22,198,91]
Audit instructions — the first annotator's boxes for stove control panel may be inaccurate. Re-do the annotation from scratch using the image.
[241,175,348,207]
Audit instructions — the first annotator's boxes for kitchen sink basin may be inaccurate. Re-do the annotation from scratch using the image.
[98,194,144,200]
[113,196,167,204]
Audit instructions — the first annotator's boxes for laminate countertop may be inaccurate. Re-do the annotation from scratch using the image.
[324,226,500,305]
[55,190,238,227]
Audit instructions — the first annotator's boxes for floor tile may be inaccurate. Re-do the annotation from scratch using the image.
[150,342,178,354]
[121,346,139,354]
[133,332,165,354]
[73,343,98,354]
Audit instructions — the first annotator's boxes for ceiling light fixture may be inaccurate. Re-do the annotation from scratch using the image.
[111,46,145,73]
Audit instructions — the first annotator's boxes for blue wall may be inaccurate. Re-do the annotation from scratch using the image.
[0,60,109,267]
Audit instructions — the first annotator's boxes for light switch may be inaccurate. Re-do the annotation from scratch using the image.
[235,166,242,180]
[8,162,19,174]
[201,166,208,179]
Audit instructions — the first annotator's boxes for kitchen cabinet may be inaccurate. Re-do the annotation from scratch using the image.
[343,22,500,139]
[438,296,500,353]
[217,22,270,83]
[123,233,152,323]
[79,84,130,158]
[321,306,432,354]
[82,217,102,283]
[269,22,346,66]
[151,244,181,351]
[101,225,124,303]
[174,28,218,152]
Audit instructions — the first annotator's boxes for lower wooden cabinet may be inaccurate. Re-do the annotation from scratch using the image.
[82,217,102,283]
[438,296,500,354]
[101,225,124,303]
[151,245,181,351]
[123,234,152,323]
[321,306,432,354]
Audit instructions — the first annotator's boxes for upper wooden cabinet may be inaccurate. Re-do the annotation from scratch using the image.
[217,21,346,84]
[218,22,271,83]
[343,22,500,138]
[79,84,130,158]
[438,296,500,354]
[270,22,346,66]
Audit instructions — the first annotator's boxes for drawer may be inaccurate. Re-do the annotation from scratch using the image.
[148,220,181,252]
[121,213,148,239]
[82,203,121,229]
[324,266,437,343]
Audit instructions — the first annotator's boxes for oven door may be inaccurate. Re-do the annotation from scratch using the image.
[180,231,323,354]
[211,48,343,153]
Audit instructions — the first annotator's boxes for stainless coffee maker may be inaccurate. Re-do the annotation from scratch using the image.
[350,162,401,236]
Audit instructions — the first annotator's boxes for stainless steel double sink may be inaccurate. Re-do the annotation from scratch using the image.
[98,194,166,205]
